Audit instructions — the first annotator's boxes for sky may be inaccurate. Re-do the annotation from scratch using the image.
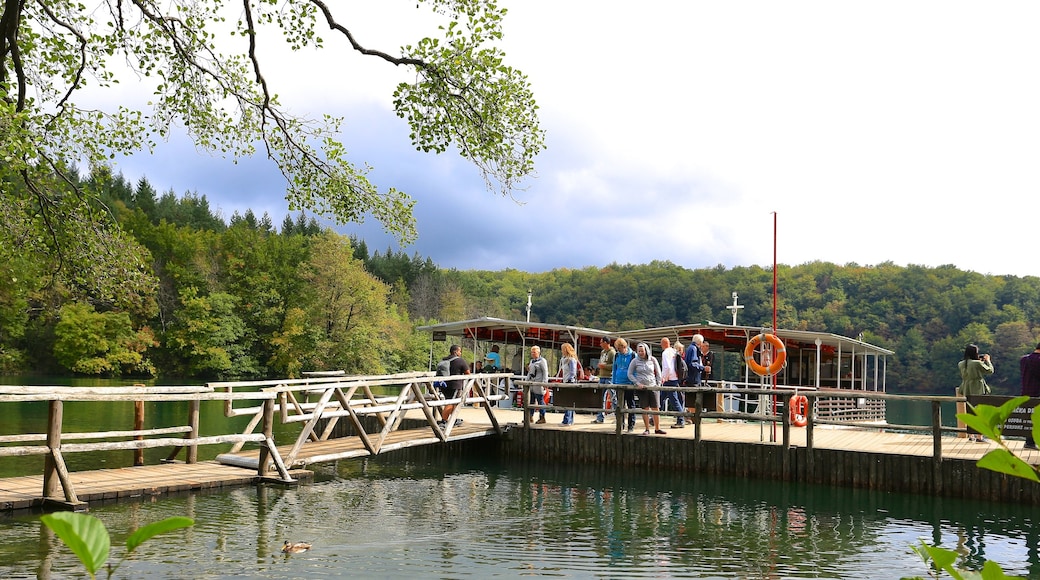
[112,1,1040,278]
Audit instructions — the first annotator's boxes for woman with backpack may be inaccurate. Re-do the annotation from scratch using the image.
[559,343,579,425]
[526,346,549,424]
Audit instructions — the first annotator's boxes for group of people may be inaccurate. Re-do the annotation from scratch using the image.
[958,341,1040,447]
[520,335,713,432]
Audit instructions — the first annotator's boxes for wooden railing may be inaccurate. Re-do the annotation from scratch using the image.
[211,371,513,467]
[516,380,961,461]
[0,385,294,508]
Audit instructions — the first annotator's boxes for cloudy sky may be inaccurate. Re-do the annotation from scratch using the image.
[113,1,1040,277]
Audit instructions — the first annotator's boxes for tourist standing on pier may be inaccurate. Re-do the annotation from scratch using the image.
[527,345,550,424]
[594,336,616,423]
[1019,343,1040,449]
[958,343,994,442]
[684,334,705,387]
[659,338,684,429]
[630,341,665,435]
[560,343,579,425]
[612,338,638,432]
[438,344,470,427]
[484,345,501,371]
[701,340,715,383]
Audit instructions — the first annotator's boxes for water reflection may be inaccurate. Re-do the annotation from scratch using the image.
[2,453,1036,579]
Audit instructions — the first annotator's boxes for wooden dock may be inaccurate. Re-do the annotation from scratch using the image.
[0,412,505,513]
[4,406,1034,513]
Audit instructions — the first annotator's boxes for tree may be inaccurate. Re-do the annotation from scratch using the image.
[53,303,156,376]
[298,231,390,372]
[1,0,544,282]
[165,287,256,378]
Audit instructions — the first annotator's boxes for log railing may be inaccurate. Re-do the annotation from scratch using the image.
[517,380,961,465]
[211,371,513,467]
[0,385,295,508]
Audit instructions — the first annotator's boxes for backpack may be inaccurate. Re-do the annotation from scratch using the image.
[436,355,459,377]
[675,352,688,382]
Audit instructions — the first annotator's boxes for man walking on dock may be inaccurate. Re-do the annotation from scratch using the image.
[660,338,684,428]
[594,336,616,423]
[1020,343,1040,449]
[437,344,470,427]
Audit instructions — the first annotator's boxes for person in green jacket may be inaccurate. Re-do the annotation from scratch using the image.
[959,343,994,442]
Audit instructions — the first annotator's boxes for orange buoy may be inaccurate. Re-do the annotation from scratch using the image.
[744,333,787,376]
[790,394,809,427]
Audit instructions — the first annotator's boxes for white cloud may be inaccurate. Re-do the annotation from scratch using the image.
[111,1,1040,277]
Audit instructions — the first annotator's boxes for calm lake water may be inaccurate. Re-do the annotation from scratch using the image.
[0,454,1038,579]
[1,379,1036,578]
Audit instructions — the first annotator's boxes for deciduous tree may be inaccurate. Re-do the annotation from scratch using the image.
[1,0,544,284]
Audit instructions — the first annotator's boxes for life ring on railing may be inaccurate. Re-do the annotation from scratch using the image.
[789,394,809,427]
[744,333,787,376]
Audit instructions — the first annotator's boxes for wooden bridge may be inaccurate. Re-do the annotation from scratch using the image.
[0,372,512,512]
[1,376,1036,513]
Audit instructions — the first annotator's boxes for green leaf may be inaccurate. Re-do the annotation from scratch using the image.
[40,512,111,575]
[126,516,194,553]
[976,449,1040,482]
[919,542,959,574]
[1032,406,1040,449]
[980,557,1024,579]
[958,410,1000,440]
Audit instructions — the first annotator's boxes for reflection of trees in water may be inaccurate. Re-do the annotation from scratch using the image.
[473,456,1040,576]
[2,447,1039,577]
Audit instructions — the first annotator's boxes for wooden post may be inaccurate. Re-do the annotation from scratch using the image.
[43,400,63,498]
[187,399,200,464]
[693,391,703,445]
[258,398,274,477]
[932,400,943,494]
[134,400,145,466]
[956,390,967,438]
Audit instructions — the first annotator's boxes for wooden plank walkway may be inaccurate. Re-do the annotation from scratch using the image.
[2,406,1031,513]
[0,462,312,512]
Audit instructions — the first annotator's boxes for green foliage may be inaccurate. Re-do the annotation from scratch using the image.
[40,512,193,579]
[906,399,1040,578]
[956,397,1040,483]
[2,0,542,254]
[165,288,256,378]
[906,540,1021,579]
[53,303,156,377]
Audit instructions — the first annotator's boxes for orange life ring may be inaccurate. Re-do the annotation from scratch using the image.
[744,333,787,376]
[790,394,809,427]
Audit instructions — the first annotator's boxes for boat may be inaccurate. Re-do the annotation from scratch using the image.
[418,317,893,423]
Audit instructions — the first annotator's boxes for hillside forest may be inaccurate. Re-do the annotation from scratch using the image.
[3,168,1040,396]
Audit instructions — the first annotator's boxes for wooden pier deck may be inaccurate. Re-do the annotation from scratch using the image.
[0,411,505,513]
[4,405,1031,513]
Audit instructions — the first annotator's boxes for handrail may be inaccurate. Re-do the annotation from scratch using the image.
[211,372,513,467]
[516,380,966,465]
[0,385,293,508]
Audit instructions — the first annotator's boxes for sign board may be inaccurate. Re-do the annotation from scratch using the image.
[432,331,447,342]
[966,395,1039,438]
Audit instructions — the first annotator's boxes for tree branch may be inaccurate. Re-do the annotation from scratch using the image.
[307,0,426,68]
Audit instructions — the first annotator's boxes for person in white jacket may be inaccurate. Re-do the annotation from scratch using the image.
[628,342,664,435]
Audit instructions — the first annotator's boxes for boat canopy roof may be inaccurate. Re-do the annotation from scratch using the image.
[418,317,892,358]
[618,322,893,358]
[417,317,612,353]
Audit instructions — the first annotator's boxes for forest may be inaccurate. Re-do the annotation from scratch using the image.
[2,168,1039,396]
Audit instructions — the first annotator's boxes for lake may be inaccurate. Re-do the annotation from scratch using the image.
[0,453,1037,578]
